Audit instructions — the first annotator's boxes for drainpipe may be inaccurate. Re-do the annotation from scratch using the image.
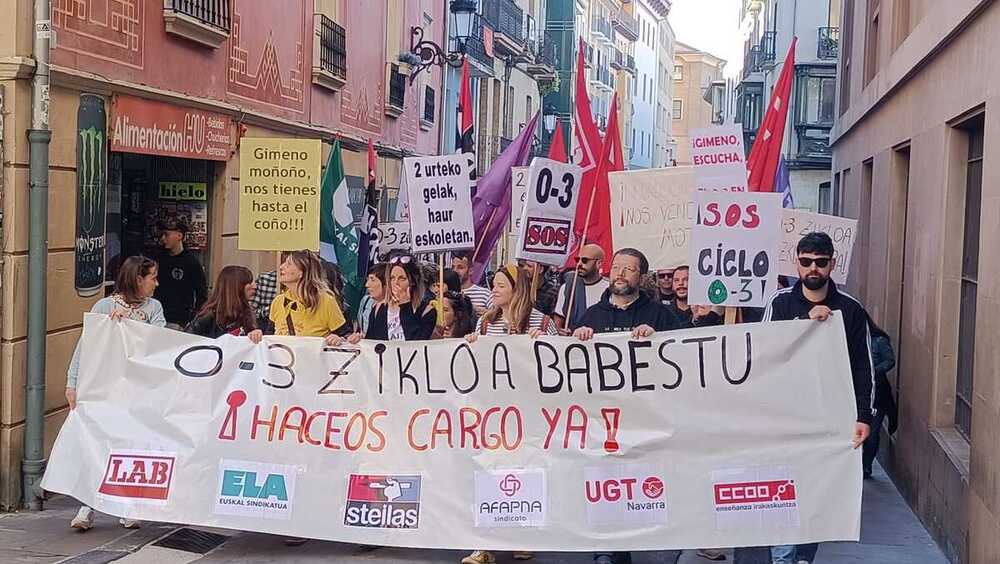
[24,0,52,511]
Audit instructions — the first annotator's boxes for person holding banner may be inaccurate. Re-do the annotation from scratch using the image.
[185,266,263,341]
[553,243,608,332]
[432,290,477,339]
[67,255,166,531]
[363,254,438,341]
[516,260,560,317]
[269,250,348,344]
[466,264,559,341]
[763,232,874,564]
[665,266,723,327]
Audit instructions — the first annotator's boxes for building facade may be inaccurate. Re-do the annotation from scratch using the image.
[0,0,446,509]
[672,42,726,165]
[653,15,677,168]
[737,0,841,211]
[628,0,659,169]
[831,1,998,563]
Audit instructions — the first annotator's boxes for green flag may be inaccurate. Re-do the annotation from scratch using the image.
[320,140,363,321]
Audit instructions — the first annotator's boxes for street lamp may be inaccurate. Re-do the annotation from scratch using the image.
[544,113,557,134]
[408,0,478,84]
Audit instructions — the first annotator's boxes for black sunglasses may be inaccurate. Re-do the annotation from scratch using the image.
[798,257,832,268]
[575,257,597,264]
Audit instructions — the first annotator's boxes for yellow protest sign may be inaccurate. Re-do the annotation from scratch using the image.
[239,138,321,251]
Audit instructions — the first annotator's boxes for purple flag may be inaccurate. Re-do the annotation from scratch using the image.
[776,155,794,208]
[470,112,540,282]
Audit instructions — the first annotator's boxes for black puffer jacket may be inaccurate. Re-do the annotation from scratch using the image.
[578,289,683,334]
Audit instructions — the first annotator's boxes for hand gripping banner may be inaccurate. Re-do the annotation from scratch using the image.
[43,314,862,551]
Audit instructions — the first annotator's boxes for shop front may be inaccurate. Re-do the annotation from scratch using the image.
[99,95,236,292]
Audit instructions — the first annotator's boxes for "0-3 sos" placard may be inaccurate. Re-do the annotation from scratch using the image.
[514,159,582,267]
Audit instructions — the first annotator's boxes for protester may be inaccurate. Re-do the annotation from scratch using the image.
[250,251,289,333]
[268,250,348,344]
[516,259,560,316]
[363,254,437,341]
[572,248,682,564]
[186,266,263,342]
[358,263,388,336]
[763,232,874,564]
[864,319,897,479]
[321,260,348,314]
[553,243,608,332]
[452,251,493,314]
[432,290,477,339]
[153,218,207,329]
[659,266,722,327]
[67,255,165,531]
[655,268,675,304]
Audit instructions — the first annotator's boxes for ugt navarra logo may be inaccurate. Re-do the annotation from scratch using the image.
[344,474,421,529]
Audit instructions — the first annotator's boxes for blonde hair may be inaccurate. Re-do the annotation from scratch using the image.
[286,250,333,311]
[481,265,535,334]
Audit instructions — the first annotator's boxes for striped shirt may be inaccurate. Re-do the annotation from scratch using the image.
[463,284,493,311]
[475,309,557,335]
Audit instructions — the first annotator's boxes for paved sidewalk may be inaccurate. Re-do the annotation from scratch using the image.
[0,464,948,563]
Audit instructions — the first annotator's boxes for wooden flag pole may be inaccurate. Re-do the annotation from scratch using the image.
[437,253,445,326]
[472,207,499,270]
[564,174,601,330]
[530,265,541,307]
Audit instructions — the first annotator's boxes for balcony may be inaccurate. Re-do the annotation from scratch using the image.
[626,53,636,73]
[482,0,525,55]
[591,65,615,92]
[385,63,406,118]
[743,45,762,79]
[612,9,639,41]
[525,33,558,78]
[611,48,624,70]
[163,0,231,48]
[312,15,347,92]
[580,39,594,68]
[465,13,495,73]
[759,31,777,67]
[591,18,614,45]
[818,27,839,60]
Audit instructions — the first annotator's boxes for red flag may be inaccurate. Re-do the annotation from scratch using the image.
[747,38,797,192]
[569,94,622,272]
[367,138,377,186]
[547,121,567,163]
[456,57,475,155]
[571,38,604,202]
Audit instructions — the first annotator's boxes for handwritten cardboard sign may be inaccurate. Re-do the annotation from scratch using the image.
[404,154,475,253]
[779,210,858,284]
[515,159,582,266]
[609,167,697,270]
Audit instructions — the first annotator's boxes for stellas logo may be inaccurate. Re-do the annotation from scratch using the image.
[344,474,421,529]
[214,460,296,520]
[98,451,175,501]
[583,465,668,526]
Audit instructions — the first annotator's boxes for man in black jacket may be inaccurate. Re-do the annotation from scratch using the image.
[572,248,681,564]
[154,218,207,329]
[763,231,874,564]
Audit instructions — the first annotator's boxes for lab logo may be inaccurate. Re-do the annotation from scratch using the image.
[344,474,421,529]
[475,470,546,528]
[712,466,800,530]
[98,451,175,502]
[214,460,297,520]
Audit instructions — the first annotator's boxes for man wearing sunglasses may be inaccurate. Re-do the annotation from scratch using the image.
[655,268,675,304]
[554,244,608,331]
[763,232,874,564]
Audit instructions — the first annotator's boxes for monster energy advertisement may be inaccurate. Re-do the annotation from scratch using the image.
[75,94,108,297]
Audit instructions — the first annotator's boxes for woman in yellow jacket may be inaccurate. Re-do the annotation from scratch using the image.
[269,250,349,344]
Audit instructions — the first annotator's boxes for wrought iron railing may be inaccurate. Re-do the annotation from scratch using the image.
[760,31,777,66]
[527,32,558,68]
[612,9,639,40]
[318,15,347,80]
[818,27,840,60]
[169,0,230,31]
[466,13,494,70]
[482,0,524,44]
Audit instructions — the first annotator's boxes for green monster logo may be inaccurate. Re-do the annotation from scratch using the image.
[78,127,104,234]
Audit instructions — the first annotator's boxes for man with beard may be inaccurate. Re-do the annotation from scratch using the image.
[763,232,873,564]
[452,251,493,315]
[554,244,608,331]
[573,248,681,564]
[665,266,722,328]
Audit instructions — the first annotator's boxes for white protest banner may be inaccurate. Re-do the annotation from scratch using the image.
[688,191,783,307]
[44,315,862,551]
[515,158,583,266]
[405,154,474,252]
[509,166,530,233]
[609,167,696,270]
[378,221,412,255]
[779,210,858,284]
[689,124,748,192]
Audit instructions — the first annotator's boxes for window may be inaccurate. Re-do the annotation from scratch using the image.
[840,0,854,115]
[955,116,984,441]
[891,0,910,50]
[674,64,683,81]
[798,73,837,126]
[642,74,647,101]
[422,86,436,126]
[864,0,880,85]
[818,182,832,214]
[526,95,533,123]
[672,99,682,120]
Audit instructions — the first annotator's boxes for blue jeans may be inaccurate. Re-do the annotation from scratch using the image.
[771,545,795,564]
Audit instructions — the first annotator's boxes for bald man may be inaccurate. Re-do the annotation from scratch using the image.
[554,244,609,331]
